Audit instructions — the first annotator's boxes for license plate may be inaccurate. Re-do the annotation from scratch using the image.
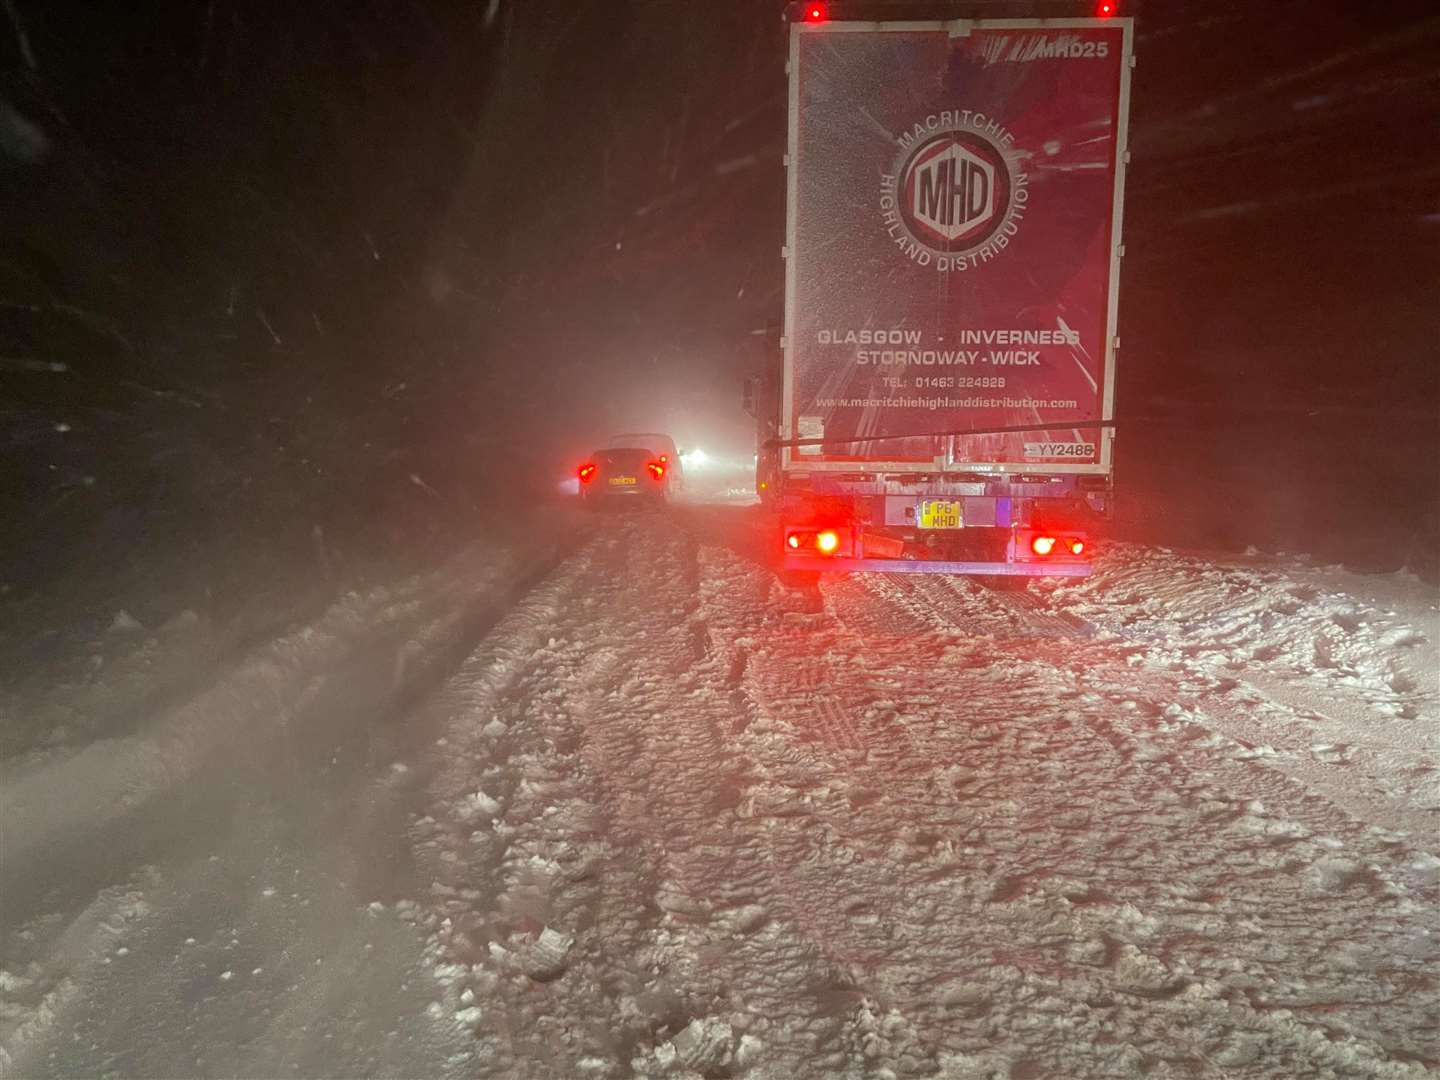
[918,500,962,529]
[608,475,637,486]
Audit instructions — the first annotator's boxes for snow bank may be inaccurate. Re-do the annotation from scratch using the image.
[1,544,519,876]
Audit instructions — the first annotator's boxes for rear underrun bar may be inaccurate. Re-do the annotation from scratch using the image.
[784,557,1093,576]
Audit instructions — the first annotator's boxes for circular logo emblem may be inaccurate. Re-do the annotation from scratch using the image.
[898,130,1012,253]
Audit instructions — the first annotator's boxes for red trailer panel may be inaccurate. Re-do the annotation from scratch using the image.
[783,19,1133,475]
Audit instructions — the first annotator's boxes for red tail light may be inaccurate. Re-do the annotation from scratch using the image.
[803,4,827,22]
[783,527,852,557]
[578,463,597,483]
[1019,531,1087,560]
[1096,0,1116,15]
[646,461,666,481]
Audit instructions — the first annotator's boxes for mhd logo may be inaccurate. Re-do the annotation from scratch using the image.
[902,133,1007,247]
[881,115,1028,271]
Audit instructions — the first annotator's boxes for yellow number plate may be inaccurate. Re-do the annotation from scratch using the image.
[608,476,638,486]
[918,500,963,529]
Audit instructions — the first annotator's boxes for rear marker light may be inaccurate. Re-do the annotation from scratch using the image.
[578,463,597,483]
[804,4,826,22]
[1031,535,1057,556]
[816,530,840,554]
[646,461,666,480]
[787,534,801,549]
[1069,539,1086,556]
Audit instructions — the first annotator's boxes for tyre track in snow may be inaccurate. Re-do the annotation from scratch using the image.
[1030,552,1440,840]
[408,523,750,1076]
[565,513,966,1076]
[666,517,1438,1076]
[413,515,889,1076]
[402,534,674,1075]
[408,508,1436,1078]
[559,521,815,1076]
[800,571,1440,1075]
[659,523,1436,1076]
[873,571,1440,842]
[716,571,1196,1077]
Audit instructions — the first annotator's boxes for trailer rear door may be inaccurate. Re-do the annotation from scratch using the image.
[783,18,1134,475]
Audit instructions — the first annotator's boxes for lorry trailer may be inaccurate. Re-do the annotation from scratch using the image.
[752,1,1135,576]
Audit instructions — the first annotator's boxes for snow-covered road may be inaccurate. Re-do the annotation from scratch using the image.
[3,505,1437,1078]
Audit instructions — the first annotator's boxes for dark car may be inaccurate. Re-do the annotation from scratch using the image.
[606,433,684,493]
[577,445,674,507]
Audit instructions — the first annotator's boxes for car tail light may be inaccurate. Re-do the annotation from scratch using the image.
[786,533,800,549]
[1031,535,1057,556]
[578,463,597,483]
[646,461,666,480]
[803,4,827,22]
[816,530,840,554]
[1069,539,1085,556]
